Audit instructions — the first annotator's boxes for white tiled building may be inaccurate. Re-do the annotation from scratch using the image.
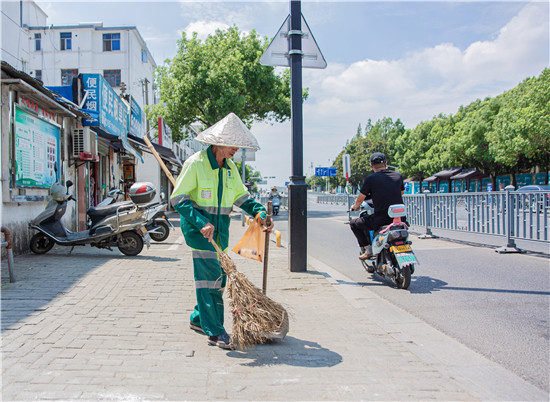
[26,22,156,112]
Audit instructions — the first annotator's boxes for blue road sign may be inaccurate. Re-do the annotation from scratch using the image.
[315,167,337,177]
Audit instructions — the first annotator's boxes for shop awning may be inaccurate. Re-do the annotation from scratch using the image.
[423,175,438,183]
[128,134,181,168]
[94,129,143,163]
[434,166,463,179]
[2,62,89,119]
[450,168,485,180]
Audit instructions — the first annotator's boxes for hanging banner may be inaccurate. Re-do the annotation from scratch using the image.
[82,74,127,139]
[14,105,60,188]
[129,96,145,138]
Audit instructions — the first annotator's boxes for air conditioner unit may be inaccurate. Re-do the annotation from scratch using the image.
[72,127,98,159]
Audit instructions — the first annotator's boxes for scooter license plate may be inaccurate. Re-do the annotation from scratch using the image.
[395,252,417,267]
[393,244,412,253]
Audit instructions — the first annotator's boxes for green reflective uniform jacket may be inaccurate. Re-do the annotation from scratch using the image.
[170,146,265,250]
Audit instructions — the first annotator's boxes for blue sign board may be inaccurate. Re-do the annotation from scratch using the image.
[315,167,337,177]
[129,96,145,138]
[82,74,128,139]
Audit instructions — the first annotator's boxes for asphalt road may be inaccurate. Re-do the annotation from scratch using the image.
[272,193,550,393]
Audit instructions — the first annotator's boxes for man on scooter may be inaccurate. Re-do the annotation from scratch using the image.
[268,187,280,202]
[349,152,406,260]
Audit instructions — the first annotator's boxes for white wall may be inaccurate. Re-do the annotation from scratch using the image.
[135,153,161,203]
[1,0,30,71]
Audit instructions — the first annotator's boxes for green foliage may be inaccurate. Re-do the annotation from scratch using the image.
[147,26,307,142]
[317,68,549,186]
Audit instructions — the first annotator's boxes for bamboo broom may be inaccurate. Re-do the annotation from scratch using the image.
[143,135,288,349]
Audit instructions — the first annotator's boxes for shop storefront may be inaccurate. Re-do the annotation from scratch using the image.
[79,74,143,224]
[1,61,86,253]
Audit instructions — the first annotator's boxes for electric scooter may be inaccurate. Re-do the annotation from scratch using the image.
[360,203,418,290]
[29,180,150,256]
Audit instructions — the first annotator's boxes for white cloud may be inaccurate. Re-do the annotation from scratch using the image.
[251,2,549,185]
[308,2,548,126]
[181,21,230,41]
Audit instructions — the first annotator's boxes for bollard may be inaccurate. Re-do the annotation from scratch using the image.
[274,230,282,247]
[1,226,16,283]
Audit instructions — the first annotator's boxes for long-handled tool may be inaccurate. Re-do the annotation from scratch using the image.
[262,201,272,295]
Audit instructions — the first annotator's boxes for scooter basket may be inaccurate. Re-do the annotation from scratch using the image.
[129,182,156,204]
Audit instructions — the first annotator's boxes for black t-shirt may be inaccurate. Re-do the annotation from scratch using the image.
[359,169,405,216]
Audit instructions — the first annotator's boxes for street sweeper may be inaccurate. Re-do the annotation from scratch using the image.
[170,113,273,350]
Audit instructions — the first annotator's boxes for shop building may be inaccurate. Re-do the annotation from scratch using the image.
[1,61,89,254]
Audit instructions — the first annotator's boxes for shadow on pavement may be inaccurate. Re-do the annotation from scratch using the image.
[410,275,550,296]
[1,249,178,333]
[227,336,343,367]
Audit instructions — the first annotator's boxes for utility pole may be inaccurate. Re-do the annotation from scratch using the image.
[287,0,307,272]
[260,0,326,273]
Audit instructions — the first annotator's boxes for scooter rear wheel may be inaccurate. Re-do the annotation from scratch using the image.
[396,264,412,290]
[118,231,144,256]
[149,221,170,242]
[30,233,55,254]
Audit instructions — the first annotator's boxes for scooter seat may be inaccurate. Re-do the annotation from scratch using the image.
[373,222,407,238]
[87,201,134,226]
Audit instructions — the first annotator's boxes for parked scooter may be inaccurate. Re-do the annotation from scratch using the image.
[141,193,173,242]
[94,184,172,242]
[29,180,151,256]
[359,203,418,290]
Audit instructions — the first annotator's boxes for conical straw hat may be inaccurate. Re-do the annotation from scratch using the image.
[195,113,260,150]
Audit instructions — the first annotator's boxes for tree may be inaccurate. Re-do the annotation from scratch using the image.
[147,26,308,141]
[490,69,550,182]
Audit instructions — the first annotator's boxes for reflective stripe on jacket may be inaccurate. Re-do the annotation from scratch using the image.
[170,146,265,250]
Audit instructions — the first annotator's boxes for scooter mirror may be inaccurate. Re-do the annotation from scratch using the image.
[66,180,73,188]
[160,192,166,202]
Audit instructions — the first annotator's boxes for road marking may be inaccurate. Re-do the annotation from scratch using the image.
[167,236,184,251]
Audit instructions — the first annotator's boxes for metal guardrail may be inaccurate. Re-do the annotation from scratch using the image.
[259,195,288,209]
[316,190,550,251]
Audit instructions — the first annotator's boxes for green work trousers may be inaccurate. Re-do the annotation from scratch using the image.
[189,248,227,336]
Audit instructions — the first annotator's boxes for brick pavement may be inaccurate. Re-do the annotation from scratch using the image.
[1,215,548,401]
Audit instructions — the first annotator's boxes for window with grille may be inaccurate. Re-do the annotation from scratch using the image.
[35,33,41,51]
[35,70,42,82]
[103,33,120,52]
[103,70,121,87]
[60,32,72,50]
[61,69,78,85]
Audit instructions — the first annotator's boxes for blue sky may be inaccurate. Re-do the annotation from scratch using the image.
[36,1,549,187]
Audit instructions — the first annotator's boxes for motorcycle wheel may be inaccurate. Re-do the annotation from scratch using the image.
[118,231,144,256]
[396,264,412,290]
[29,233,55,254]
[149,221,170,242]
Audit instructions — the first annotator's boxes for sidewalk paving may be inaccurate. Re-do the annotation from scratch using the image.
[1,216,548,401]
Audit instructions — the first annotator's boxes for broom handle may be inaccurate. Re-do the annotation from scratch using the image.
[143,135,177,187]
[262,201,272,295]
[208,237,223,255]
